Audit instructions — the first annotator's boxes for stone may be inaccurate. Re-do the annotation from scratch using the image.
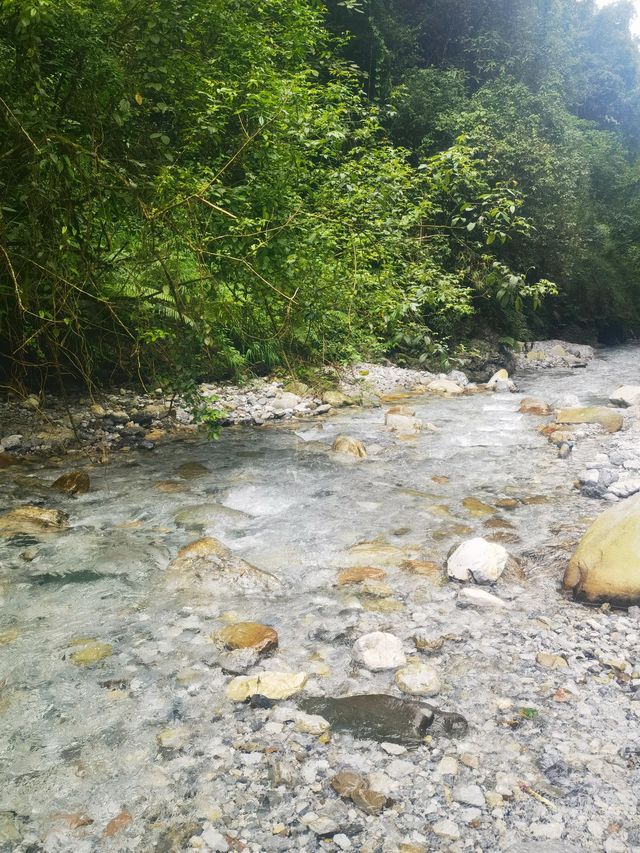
[432,819,460,840]
[322,390,354,408]
[218,622,278,654]
[225,671,308,701]
[395,661,441,696]
[90,403,106,417]
[400,559,441,578]
[536,652,568,669]
[176,461,209,479]
[555,407,623,434]
[352,632,406,671]
[300,694,468,744]
[103,811,132,837]
[294,712,330,735]
[332,435,367,459]
[271,392,301,412]
[447,538,509,584]
[487,369,509,389]
[436,756,459,776]
[52,470,90,495]
[156,727,189,750]
[427,379,463,396]
[563,492,640,605]
[1,434,21,449]
[462,496,495,517]
[70,641,113,665]
[519,397,551,415]
[200,828,229,851]
[0,451,18,468]
[457,587,509,608]
[167,536,279,595]
[385,411,422,433]
[337,566,386,586]
[155,480,188,494]
[452,784,485,808]
[610,385,640,408]
[330,772,387,815]
[0,505,68,536]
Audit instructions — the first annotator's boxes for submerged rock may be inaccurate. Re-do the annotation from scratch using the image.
[300,694,468,744]
[331,772,388,815]
[555,407,623,434]
[176,461,209,480]
[52,470,90,495]
[336,566,386,586]
[70,641,113,665]
[563,492,640,605]
[447,537,509,584]
[384,409,422,433]
[0,506,68,536]
[166,536,279,595]
[519,397,551,416]
[332,435,367,459]
[217,622,278,654]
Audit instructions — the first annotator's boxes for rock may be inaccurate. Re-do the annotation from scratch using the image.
[486,369,509,389]
[330,772,387,815]
[555,407,623,434]
[457,587,509,608]
[563,492,640,605]
[176,461,209,479]
[272,392,301,412]
[218,622,278,654]
[436,756,459,776]
[427,379,463,396]
[337,566,386,586]
[352,632,406,671]
[1,434,21,449]
[536,652,568,669]
[0,506,68,535]
[610,385,640,407]
[447,538,509,584]
[322,390,354,408]
[452,784,485,808]
[156,727,190,750]
[300,694,467,744]
[225,671,308,701]
[432,819,460,840]
[24,394,40,411]
[519,397,551,415]
[395,661,441,696]
[200,828,229,852]
[332,435,367,459]
[462,496,495,517]
[400,559,441,578]
[167,536,279,595]
[155,480,188,494]
[52,470,90,495]
[103,811,132,837]
[70,641,113,665]
[0,451,18,468]
[294,712,330,735]
[385,411,422,433]
[331,771,364,798]
[90,403,106,417]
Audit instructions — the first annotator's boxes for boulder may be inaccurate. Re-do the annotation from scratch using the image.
[610,385,640,408]
[176,461,209,480]
[225,671,308,701]
[384,410,422,433]
[322,390,354,408]
[332,435,367,459]
[218,622,278,654]
[352,631,406,671]
[563,492,640,605]
[52,470,90,495]
[0,506,68,536]
[395,661,441,696]
[447,538,509,584]
[427,379,463,396]
[336,566,386,585]
[555,407,623,434]
[167,536,279,594]
[1,435,21,450]
[271,392,301,412]
[519,397,551,416]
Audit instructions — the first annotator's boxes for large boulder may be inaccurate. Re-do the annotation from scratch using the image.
[610,386,640,408]
[322,390,354,408]
[0,506,68,536]
[447,537,509,584]
[563,493,640,605]
[555,407,623,434]
[332,435,367,459]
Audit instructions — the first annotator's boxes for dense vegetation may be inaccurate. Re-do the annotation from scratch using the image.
[1,0,639,388]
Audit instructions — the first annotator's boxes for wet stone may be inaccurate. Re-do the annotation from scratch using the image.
[51,470,90,495]
[218,622,278,654]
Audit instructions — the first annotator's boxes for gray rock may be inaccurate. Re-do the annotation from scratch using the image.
[452,783,485,808]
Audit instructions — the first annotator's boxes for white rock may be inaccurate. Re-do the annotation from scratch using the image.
[0,434,21,449]
[271,392,301,412]
[447,538,509,584]
[610,385,640,407]
[432,819,460,839]
[531,821,564,840]
[385,413,422,433]
[457,587,509,608]
[381,742,407,755]
[334,834,352,850]
[436,756,459,776]
[352,632,406,671]
[427,379,464,396]
[395,661,441,696]
[367,771,399,797]
[225,671,308,701]
[201,827,229,851]
[452,784,485,808]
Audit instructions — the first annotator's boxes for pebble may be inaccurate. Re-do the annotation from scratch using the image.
[452,784,485,808]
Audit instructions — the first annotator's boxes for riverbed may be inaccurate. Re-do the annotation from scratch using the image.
[1,347,639,852]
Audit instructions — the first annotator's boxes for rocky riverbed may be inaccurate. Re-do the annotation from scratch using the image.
[1,343,640,853]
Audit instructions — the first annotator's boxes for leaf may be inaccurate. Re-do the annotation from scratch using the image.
[134,93,143,105]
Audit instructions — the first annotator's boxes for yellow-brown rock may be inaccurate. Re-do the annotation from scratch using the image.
[519,397,551,416]
[70,641,113,665]
[154,480,188,493]
[0,505,68,535]
[563,492,640,605]
[555,406,623,434]
[218,622,278,654]
[337,566,387,585]
[462,496,496,517]
[226,671,308,701]
[332,435,367,459]
[176,536,230,560]
[400,559,441,577]
[52,470,90,495]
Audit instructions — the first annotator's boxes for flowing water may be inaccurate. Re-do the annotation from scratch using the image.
[0,346,638,851]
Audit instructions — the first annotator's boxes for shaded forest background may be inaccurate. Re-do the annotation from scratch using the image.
[1,0,639,388]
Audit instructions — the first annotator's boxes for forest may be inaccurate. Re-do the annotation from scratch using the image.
[1,0,639,388]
